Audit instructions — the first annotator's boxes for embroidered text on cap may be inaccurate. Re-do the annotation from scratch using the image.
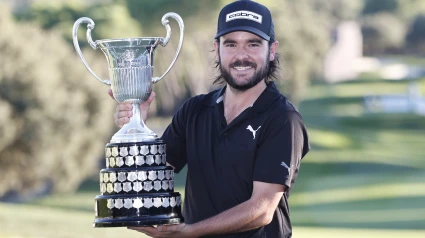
[226,10,262,24]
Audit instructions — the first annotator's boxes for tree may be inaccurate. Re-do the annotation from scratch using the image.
[361,13,406,55]
[406,14,425,54]
[265,0,330,103]
[313,0,363,25]
[14,1,143,45]
[362,0,398,15]
[0,5,115,200]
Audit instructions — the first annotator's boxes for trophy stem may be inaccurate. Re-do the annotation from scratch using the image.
[110,103,158,143]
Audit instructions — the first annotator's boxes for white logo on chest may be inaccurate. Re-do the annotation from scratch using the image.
[246,125,261,139]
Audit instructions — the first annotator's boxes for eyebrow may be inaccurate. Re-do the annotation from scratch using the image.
[222,38,264,45]
[222,39,237,45]
[247,39,263,44]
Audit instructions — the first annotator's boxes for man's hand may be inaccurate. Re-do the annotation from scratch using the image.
[108,89,156,128]
[128,223,196,238]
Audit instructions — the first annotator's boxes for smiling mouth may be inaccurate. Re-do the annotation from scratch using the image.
[233,66,253,71]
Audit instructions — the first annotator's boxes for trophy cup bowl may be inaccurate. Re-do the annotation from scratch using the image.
[72,13,185,227]
[72,13,184,143]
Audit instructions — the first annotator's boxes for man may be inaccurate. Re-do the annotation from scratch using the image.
[111,1,309,237]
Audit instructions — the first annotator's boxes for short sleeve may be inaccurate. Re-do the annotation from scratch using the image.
[253,111,309,188]
[161,99,191,173]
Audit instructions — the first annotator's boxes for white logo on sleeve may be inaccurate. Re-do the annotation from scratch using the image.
[246,125,261,139]
[226,11,263,24]
[280,162,292,173]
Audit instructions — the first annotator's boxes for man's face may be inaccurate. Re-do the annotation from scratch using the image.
[214,31,278,91]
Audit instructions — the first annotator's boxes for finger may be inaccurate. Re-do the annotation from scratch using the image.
[117,110,133,119]
[157,223,186,232]
[140,92,155,109]
[146,91,156,103]
[128,226,157,236]
[108,88,115,100]
[117,103,133,112]
[116,117,130,128]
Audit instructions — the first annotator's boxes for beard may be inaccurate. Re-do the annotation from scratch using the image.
[219,55,269,91]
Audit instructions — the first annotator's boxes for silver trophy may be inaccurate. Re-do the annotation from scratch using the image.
[72,13,184,142]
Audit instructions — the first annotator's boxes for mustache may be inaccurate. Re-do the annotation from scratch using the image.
[229,60,256,68]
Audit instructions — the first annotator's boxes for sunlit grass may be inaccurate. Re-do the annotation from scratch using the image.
[308,128,354,149]
[1,202,424,238]
[293,208,425,223]
[293,77,425,231]
[0,203,147,238]
[291,183,425,205]
[293,227,425,238]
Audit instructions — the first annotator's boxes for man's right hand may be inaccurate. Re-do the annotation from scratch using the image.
[108,89,156,128]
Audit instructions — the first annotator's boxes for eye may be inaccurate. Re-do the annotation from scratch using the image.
[249,43,260,47]
[225,43,236,48]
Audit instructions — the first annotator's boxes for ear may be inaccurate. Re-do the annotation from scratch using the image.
[213,40,219,60]
[269,41,279,62]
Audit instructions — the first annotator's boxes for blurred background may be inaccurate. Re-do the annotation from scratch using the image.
[0,0,424,237]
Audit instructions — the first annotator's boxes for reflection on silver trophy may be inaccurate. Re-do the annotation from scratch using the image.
[72,13,185,228]
[73,13,184,142]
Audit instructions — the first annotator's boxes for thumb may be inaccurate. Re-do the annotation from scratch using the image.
[146,91,156,103]
[108,88,115,100]
[140,91,156,122]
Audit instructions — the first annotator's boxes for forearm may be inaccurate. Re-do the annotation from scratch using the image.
[187,197,274,237]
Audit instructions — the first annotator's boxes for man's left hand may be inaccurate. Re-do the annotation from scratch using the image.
[128,223,196,238]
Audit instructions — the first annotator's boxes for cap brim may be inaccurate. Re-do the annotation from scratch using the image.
[215,26,270,41]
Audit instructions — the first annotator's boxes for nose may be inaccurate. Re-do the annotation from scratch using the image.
[235,47,249,60]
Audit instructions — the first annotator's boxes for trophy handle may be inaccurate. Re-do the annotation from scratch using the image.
[152,12,184,84]
[72,17,111,86]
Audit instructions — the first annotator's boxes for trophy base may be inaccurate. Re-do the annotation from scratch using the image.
[96,141,184,228]
[94,193,184,228]
[94,216,183,228]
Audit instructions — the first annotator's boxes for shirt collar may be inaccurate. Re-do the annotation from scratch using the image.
[204,82,282,112]
[252,82,282,112]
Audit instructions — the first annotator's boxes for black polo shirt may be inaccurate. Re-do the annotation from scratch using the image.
[162,82,309,238]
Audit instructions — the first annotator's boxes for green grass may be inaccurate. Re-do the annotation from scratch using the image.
[1,202,424,238]
[290,76,425,230]
[0,202,146,238]
[1,76,425,237]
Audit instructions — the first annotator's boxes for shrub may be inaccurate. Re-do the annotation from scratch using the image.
[0,6,115,200]
[361,13,406,55]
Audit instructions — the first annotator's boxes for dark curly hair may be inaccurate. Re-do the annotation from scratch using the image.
[213,38,281,85]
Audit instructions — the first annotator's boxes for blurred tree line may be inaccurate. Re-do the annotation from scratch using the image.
[0,3,115,201]
[360,0,425,55]
[0,0,423,199]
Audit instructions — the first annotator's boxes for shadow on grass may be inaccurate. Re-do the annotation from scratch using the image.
[294,220,425,230]
[302,96,364,106]
[77,179,100,192]
[300,161,422,176]
[339,114,425,130]
[291,196,425,211]
[293,161,425,195]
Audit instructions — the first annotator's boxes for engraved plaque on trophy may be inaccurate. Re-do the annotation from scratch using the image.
[72,13,184,227]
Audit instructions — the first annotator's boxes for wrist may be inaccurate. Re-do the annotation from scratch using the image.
[182,224,201,238]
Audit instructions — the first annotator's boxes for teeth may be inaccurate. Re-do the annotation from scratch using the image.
[234,66,252,71]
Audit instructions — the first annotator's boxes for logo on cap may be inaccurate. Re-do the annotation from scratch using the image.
[226,10,262,24]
